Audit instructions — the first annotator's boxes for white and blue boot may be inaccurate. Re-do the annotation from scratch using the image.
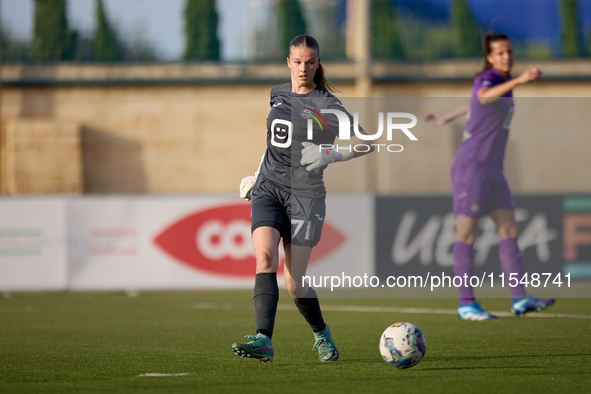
[458,301,497,321]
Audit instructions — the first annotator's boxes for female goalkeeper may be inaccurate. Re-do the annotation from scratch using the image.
[232,34,373,362]
[424,32,554,320]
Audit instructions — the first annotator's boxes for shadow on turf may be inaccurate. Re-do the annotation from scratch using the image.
[423,353,591,365]
[418,366,539,371]
[232,354,591,368]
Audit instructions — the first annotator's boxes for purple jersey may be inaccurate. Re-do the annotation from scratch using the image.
[455,68,514,163]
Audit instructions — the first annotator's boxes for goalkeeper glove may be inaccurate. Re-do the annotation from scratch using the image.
[239,173,257,201]
[239,153,266,201]
[300,142,354,173]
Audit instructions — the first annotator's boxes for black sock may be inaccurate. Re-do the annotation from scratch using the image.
[293,287,326,333]
[253,273,279,339]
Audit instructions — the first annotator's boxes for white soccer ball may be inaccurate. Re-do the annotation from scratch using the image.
[379,322,427,369]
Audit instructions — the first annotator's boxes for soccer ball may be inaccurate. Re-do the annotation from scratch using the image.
[379,322,426,369]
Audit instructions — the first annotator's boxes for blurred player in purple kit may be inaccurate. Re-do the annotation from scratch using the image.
[425,32,555,320]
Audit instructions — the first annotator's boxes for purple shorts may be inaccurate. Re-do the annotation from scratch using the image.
[450,158,514,218]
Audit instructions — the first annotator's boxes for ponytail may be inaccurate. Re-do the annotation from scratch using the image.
[314,61,338,94]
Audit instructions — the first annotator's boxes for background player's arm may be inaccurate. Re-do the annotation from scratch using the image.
[424,102,470,127]
[477,67,541,104]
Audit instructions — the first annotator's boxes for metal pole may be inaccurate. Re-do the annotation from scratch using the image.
[353,0,373,191]
[354,0,371,98]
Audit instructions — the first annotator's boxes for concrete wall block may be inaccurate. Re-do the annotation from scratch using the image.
[3,120,83,195]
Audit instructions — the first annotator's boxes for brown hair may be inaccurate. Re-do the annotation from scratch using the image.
[289,34,338,94]
[478,32,510,75]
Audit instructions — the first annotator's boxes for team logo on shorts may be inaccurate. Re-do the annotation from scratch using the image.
[470,202,480,213]
[300,104,316,119]
[462,130,472,141]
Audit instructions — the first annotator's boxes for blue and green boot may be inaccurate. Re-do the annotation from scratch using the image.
[313,325,339,362]
[232,333,274,363]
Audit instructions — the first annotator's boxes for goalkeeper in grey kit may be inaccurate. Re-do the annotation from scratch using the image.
[232,34,374,363]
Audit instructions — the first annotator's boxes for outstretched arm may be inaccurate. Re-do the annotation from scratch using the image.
[300,134,375,173]
[424,102,470,127]
[477,67,541,104]
[349,133,376,158]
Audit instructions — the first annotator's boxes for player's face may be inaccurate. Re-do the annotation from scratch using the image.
[287,46,319,93]
[486,40,513,76]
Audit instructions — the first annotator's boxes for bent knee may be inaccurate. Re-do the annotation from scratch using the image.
[498,223,518,239]
[456,234,476,244]
[255,252,278,273]
[456,230,477,244]
[286,283,308,299]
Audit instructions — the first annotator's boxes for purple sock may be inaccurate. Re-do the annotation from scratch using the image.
[499,237,527,298]
[453,241,475,305]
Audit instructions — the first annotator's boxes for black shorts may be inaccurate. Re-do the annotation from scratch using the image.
[251,177,325,247]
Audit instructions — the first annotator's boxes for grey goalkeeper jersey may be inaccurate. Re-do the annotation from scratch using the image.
[259,83,357,199]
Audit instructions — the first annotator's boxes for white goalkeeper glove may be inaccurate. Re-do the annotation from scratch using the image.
[239,153,266,201]
[300,142,354,173]
[239,174,257,201]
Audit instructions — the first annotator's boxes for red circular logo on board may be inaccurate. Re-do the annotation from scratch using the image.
[154,203,346,277]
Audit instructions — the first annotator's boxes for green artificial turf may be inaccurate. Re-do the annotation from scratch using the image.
[1,292,590,393]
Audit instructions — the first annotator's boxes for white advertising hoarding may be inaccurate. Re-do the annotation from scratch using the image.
[0,195,372,292]
[0,198,68,291]
[68,196,255,290]
[67,195,373,291]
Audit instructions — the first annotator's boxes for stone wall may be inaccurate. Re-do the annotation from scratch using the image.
[1,62,590,195]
